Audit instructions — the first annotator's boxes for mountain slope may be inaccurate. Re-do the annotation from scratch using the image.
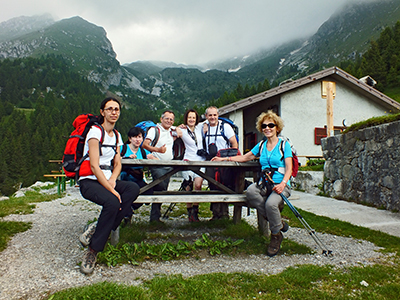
[0,16,121,88]
[280,0,400,71]
[0,14,55,42]
[1,0,400,115]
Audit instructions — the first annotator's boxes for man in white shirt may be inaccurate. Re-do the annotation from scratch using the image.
[203,106,238,220]
[143,110,181,222]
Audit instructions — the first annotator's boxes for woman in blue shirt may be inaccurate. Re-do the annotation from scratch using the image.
[212,110,292,257]
[120,127,156,214]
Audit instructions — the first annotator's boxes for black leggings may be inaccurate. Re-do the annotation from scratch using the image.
[79,179,139,252]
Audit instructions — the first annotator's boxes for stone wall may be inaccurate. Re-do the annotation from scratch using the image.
[292,171,324,194]
[321,120,400,211]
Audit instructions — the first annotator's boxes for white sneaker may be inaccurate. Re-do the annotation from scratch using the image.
[79,221,97,247]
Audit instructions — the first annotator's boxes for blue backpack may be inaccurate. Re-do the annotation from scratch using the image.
[135,120,185,160]
[219,117,239,146]
[135,120,159,147]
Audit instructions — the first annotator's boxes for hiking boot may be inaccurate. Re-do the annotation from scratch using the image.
[123,216,132,225]
[209,215,220,221]
[79,221,97,247]
[80,248,97,275]
[189,206,200,222]
[187,207,193,222]
[267,232,283,257]
[281,221,289,232]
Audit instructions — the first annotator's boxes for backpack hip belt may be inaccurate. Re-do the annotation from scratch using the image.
[277,167,286,174]
[100,165,114,171]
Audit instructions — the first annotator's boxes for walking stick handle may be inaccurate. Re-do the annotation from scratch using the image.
[264,172,274,184]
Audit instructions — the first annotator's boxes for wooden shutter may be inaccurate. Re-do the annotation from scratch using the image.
[315,127,327,145]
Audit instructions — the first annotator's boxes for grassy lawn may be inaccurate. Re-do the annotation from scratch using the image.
[51,202,400,299]
[48,262,400,299]
[0,188,60,251]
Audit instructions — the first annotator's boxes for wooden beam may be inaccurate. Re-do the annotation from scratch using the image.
[134,194,247,203]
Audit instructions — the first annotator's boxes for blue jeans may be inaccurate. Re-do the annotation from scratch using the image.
[149,167,172,221]
[79,179,139,252]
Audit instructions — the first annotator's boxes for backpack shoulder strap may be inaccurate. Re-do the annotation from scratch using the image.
[150,126,160,147]
[202,123,209,150]
[121,144,128,157]
[279,138,295,161]
[93,124,105,144]
[113,129,119,149]
[140,146,147,159]
[92,124,105,156]
[219,120,230,146]
[259,138,267,156]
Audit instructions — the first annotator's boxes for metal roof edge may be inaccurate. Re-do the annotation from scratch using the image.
[219,66,400,115]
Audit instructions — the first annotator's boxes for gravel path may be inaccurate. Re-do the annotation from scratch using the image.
[0,182,390,300]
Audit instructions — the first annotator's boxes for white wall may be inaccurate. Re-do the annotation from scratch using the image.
[227,110,243,154]
[280,81,389,160]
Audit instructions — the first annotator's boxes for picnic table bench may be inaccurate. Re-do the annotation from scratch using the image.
[117,159,271,238]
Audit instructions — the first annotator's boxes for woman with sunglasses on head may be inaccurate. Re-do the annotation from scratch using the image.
[178,109,206,222]
[78,97,140,275]
[211,110,292,257]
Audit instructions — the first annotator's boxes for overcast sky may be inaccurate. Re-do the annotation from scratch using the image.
[0,0,371,65]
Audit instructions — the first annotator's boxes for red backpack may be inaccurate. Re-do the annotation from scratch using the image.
[62,114,118,178]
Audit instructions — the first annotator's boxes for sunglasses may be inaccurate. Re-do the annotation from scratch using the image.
[261,123,276,129]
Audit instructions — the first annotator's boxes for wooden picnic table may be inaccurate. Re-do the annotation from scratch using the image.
[121,159,270,235]
[121,159,260,195]
[44,160,75,195]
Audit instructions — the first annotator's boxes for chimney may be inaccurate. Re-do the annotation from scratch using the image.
[359,75,377,87]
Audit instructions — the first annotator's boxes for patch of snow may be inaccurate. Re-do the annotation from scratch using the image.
[228,66,241,72]
[290,40,309,56]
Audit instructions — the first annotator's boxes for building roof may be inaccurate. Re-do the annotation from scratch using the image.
[218,66,400,116]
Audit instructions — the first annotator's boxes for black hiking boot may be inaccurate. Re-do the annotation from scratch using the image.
[281,221,289,232]
[191,205,200,222]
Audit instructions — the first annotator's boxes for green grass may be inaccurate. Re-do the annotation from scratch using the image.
[97,202,400,268]
[0,190,60,217]
[298,159,325,171]
[0,221,32,252]
[47,261,400,299]
[0,189,61,251]
[98,215,312,266]
[342,112,400,134]
[281,206,400,255]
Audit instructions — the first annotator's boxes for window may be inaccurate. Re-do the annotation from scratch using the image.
[315,126,345,145]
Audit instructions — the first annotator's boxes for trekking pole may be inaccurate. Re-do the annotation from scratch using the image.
[265,173,332,256]
[162,203,176,219]
[162,177,193,219]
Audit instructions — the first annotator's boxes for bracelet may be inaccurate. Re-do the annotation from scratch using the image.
[228,157,231,161]
[282,180,287,184]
